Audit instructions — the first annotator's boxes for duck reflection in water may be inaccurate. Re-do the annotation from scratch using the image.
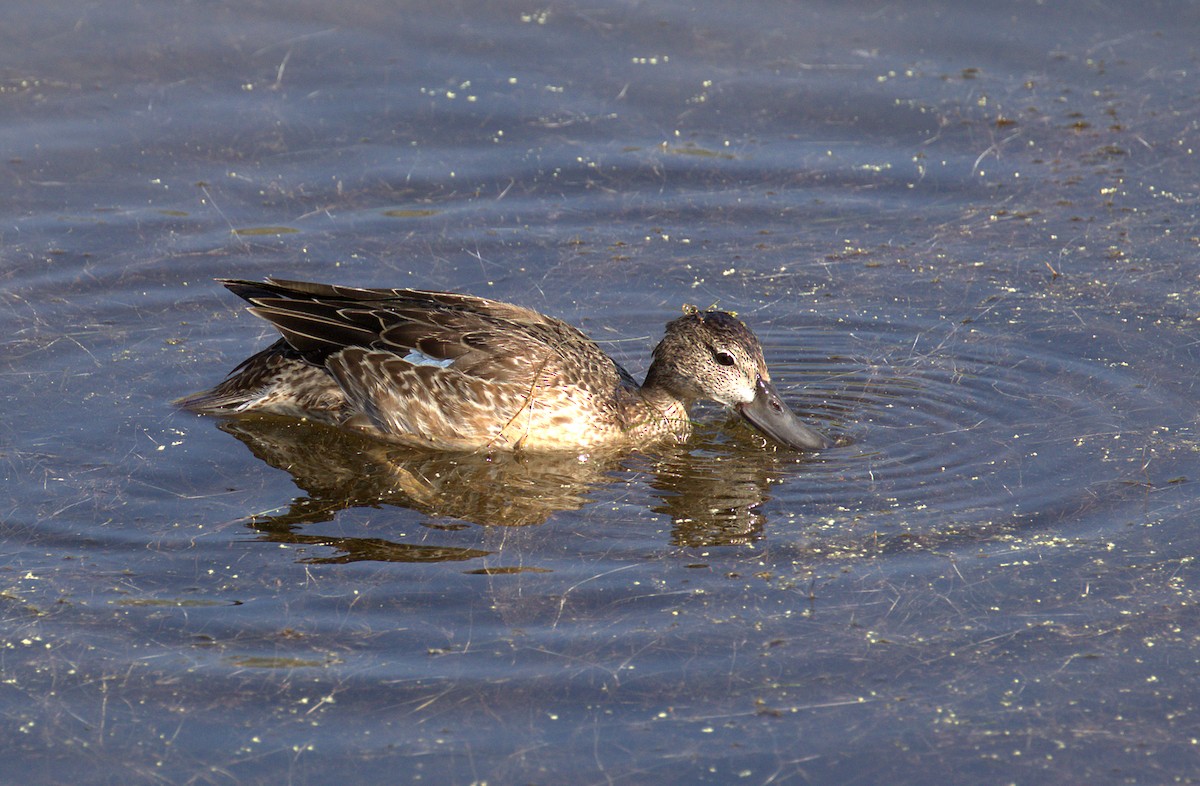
[220,411,818,560]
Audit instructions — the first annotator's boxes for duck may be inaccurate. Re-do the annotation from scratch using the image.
[177,278,829,453]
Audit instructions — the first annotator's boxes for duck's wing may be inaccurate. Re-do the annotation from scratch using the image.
[222,278,631,391]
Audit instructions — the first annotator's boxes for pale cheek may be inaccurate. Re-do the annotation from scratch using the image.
[730,382,756,405]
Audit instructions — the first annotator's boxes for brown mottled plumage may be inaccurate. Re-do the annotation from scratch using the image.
[177,278,829,452]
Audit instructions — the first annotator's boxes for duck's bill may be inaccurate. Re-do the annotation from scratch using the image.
[737,377,830,451]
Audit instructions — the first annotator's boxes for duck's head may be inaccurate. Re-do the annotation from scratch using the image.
[646,308,830,451]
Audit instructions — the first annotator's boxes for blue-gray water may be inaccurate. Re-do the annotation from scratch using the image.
[4,1,1200,783]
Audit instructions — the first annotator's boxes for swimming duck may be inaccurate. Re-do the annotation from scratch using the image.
[178,278,829,452]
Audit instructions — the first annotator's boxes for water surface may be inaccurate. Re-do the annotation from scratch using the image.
[3,1,1200,783]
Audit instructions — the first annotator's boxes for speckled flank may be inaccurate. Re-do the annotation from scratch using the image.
[176,340,345,418]
[177,278,828,452]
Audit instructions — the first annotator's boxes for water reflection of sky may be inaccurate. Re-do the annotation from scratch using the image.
[3,1,1200,783]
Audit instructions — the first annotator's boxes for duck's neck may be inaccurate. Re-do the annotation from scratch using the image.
[631,364,694,441]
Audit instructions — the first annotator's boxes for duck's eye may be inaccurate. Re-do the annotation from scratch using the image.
[713,350,736,367]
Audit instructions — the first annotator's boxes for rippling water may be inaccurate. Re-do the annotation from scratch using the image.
[4,0,1200,783]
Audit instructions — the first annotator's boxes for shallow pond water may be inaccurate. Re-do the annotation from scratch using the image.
[4,0,1200,783]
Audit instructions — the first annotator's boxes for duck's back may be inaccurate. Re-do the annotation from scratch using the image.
[179,279,640,450]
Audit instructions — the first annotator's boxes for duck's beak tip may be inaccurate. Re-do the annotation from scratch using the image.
[737,377,829,452]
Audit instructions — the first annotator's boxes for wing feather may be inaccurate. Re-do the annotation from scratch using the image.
[219,278,629,399]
